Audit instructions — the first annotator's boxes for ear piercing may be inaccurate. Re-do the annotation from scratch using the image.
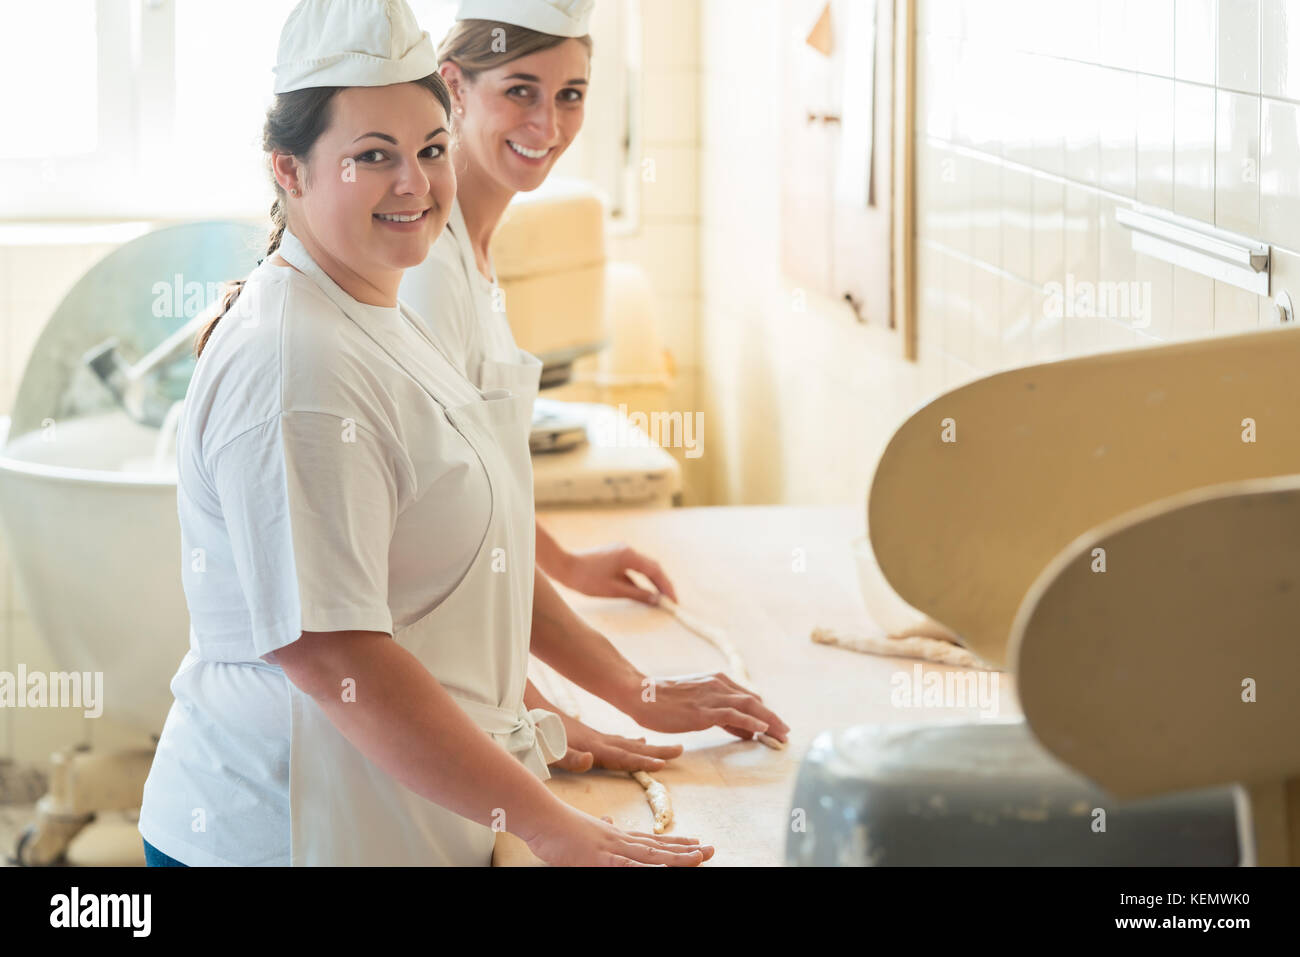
[290,188,299,196]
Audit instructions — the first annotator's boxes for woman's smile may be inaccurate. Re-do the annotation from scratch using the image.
[506,139,554,164]
[374,207,432,230]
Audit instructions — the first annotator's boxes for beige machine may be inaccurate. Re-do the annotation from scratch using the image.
[867,325,1300,864]
[492,178,681,508]
[491,177,609,388]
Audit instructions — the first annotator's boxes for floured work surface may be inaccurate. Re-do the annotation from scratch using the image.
[501,506,1022,866]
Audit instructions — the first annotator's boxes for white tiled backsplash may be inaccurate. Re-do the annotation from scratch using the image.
[916,0,1298,379]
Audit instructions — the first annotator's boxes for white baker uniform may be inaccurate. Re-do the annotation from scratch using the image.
[138,227,562,866]
[398,196,529,394]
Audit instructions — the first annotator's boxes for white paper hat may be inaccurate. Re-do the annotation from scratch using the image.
[273,0,439,94]
[455,0,595,37]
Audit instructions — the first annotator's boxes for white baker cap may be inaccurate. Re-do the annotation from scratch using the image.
[455,0,595,38]
[273,0,439,94]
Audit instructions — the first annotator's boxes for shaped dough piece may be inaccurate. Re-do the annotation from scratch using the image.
[631,770,673,833]
[811,626,999,669]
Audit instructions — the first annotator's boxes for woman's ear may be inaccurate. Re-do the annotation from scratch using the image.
[440,62,466,115]
[270,151,301,195]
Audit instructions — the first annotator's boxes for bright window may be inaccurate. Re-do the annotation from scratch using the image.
[0,0,637,223]
[0,1,99,159]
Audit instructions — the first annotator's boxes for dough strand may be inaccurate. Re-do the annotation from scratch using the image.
[810,626,999,670]
[626,570,754,687]
[532,572,787,843]
[657,595,752,686]
[530,661,680,834]
[631,770,673,834]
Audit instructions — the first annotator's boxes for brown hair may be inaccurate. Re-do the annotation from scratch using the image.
[195,73,453,358]
[436,19,592,80]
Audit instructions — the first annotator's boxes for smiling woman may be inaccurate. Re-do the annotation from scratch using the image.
[269,84,457,288]
[391,0,787,803]
[436,19,593,197]
[194,76,454,358]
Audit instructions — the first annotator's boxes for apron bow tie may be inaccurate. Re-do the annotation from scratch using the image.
[454,696,569,772]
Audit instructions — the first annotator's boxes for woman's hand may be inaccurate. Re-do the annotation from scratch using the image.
[549,711,685,773]
[624,672,791,744]
[521,804,713,867]
[555,543,678,605]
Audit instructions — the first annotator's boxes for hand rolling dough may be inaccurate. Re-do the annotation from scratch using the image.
[626,569,787,751]
[529,660,679,837]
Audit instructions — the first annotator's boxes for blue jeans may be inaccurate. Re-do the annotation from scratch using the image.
[142,838,189,867]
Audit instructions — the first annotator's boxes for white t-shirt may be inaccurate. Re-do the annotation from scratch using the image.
[138,257,490,866]
[398,198,519,386]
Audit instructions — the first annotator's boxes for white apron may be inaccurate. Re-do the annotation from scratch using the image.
[443,198,543,399]
[275,231,563,866]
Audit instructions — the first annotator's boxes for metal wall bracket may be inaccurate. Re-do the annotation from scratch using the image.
[1116,205,1270,296]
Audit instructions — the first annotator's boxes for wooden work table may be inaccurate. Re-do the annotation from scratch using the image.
[520,505,1022,866]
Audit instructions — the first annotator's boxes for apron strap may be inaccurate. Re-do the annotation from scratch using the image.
[454,695,568,767]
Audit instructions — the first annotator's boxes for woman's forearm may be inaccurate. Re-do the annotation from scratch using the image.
[523,677,556,713]
[529,568,644,710]
[534,519,573,584]
[271,630,559,842]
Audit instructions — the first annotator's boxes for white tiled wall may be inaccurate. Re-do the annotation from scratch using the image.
[696,0,941,506]
[608,0,704,501]
[917,0,1292,385]
[695,0,1295,506]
